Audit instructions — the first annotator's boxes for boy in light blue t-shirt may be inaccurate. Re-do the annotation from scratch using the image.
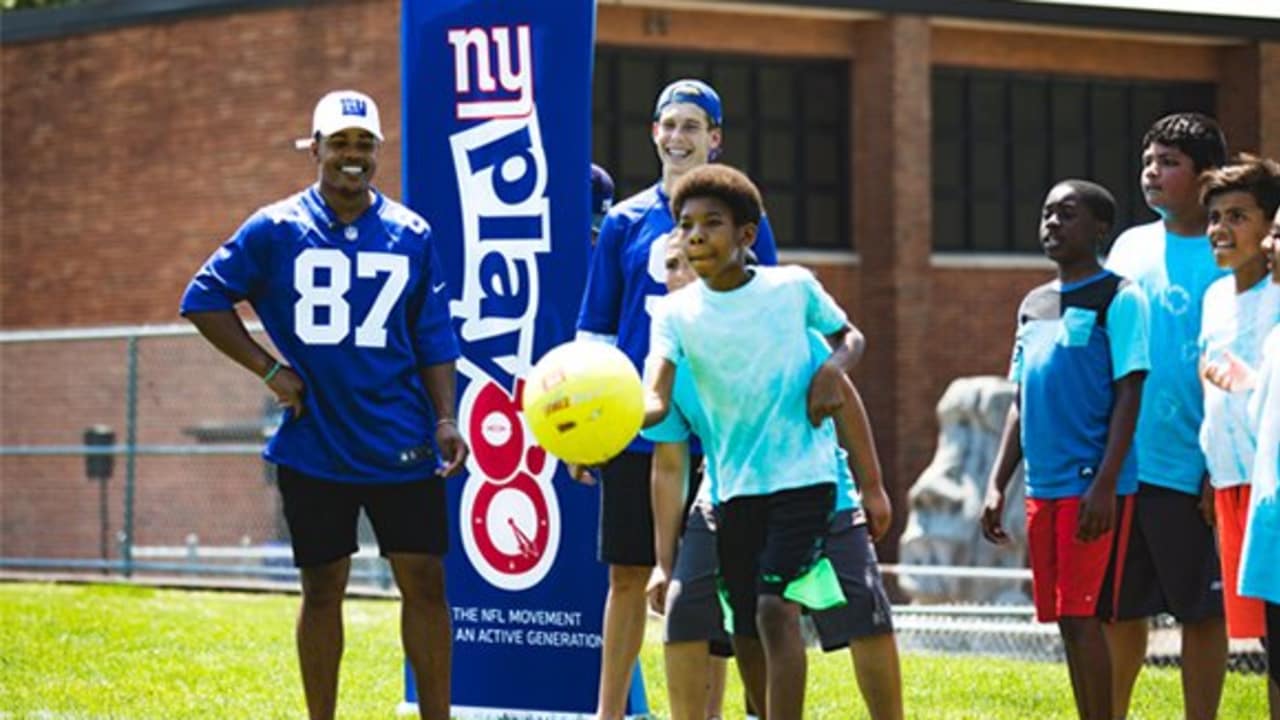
[1100,113,1230,720]
[1236,207,1280,716]
[644,237,900,720]
[1195,156,1280,646]
[642,164,865,718]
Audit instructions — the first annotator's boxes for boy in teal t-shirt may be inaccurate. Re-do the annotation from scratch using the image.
[1236,205,1280,716]
[1099,113,1230,720]
[642,164,865,718]
[644,237,901,720]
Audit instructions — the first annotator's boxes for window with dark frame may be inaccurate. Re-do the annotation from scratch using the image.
[592,47,852,250]
[932,67,1216,254]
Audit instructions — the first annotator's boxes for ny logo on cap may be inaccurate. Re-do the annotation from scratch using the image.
[340,98,368,117]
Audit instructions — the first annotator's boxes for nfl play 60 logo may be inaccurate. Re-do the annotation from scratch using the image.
[448,22,560,591]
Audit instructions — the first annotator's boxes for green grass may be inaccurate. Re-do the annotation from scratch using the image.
[0,581,1267,718]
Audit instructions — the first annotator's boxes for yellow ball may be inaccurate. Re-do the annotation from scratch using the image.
[522,340,644,466]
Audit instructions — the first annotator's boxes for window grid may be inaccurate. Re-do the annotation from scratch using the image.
[932,67,1216,253]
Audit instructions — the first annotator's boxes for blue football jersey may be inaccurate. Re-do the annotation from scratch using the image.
[180,186,460,483]
[576,181,778,452]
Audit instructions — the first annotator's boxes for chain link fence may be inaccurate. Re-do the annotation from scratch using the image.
[0,325,1266,673]
[0,324,393,588]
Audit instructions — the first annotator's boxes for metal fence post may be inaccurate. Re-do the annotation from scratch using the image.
[122,334,139,578]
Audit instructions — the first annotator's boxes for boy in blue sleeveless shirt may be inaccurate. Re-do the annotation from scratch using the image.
[181,90,466,720]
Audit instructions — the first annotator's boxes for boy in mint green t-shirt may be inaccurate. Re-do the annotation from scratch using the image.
[642,164,864,718]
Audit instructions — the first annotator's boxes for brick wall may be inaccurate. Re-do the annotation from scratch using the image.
[2,1,1270,566]
[0,0,401,328]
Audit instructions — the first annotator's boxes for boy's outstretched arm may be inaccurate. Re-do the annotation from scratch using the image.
[831,375,891,541]
[1077,371,1145,542]
[647,440,689,615]
[808,323,867,426]
[980,398,1023,545]
[642,356,676,429]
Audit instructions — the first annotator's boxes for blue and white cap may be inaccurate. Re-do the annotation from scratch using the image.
[311,89,383,141]
[653,79,722,128]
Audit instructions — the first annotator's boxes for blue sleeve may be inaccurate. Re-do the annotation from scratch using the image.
[648,296,682,364]
[1109,282,1151,380]
[754,215,779,266]
[641,371,693,443]
[180,212,271,314]
[576,212,625,335]
[802,271,848,335]
[1008,332,1025,384]
[414,232,461,366]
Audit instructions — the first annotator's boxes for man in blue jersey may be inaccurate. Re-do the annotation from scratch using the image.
[574,78,778,719]
[1099,112,1229,720]
[180,90,466,720]
[983,180,1149,720]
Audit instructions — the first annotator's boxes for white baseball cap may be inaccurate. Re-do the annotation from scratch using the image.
[296,90,383,149]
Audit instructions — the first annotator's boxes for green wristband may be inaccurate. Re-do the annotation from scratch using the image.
[263,361,284,384]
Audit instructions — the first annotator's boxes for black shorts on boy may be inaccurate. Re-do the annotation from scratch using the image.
[1267,602,1280,687]
[716,482,835,637]
[599,451,701,567]
[809,510,895,649]
[670,503,893,653]
[1097,484,1224,622]
[666,501,734,656]
[276,464,449,568]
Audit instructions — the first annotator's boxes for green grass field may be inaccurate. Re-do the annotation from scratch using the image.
[0,581,1266,719]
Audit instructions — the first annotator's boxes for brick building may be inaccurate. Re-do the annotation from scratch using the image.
[2,0,1278,565]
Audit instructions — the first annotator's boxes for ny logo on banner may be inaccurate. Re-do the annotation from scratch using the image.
[447,25,534,119]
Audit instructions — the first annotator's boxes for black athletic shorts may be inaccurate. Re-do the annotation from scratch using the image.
[1097,483,1224,623]
[716,482,835,638]
[276,464,448,568]
[598,451,700,566]
[1267,602,1280,686]
[809,512,895,650]
[666,501,733,657]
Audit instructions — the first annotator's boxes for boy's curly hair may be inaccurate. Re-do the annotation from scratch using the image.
[670,164,763,227]
[1199,154,1280,219]
[1142,113,1228,172]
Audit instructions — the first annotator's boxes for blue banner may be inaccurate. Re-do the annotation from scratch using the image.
[401,2,646,717]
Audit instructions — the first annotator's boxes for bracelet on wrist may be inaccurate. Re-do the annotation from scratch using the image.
[262,361,284,384]
[435,417,457,428]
